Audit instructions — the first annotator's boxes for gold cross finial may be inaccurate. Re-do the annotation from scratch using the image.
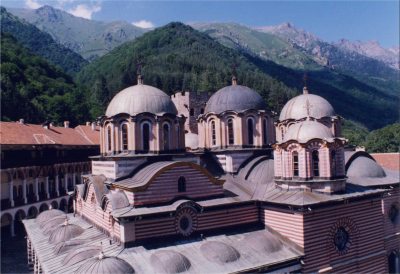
[136,59,145,85]
[303,73,309,94]
[231,62,238,85]
[303,98,313,117]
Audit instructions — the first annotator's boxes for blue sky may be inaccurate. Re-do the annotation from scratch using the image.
[3,0,399,47]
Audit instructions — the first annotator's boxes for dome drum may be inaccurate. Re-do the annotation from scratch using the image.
[274,120,347,194]
[100,110,186,156]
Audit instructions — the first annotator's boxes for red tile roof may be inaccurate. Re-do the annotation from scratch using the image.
[371,153,400,171]
[0,122,100,146]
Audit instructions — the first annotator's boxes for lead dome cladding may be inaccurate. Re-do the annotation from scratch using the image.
[105,83,177,117]
[204,84,267,114]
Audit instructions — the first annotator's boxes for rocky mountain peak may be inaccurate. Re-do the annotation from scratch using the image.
[35,5,63,23]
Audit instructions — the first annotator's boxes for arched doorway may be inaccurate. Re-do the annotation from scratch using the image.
[59,199,67,212]
[51,200,58,209]
[14,210,26,236]
[39,203,49,213]
[68,196,74,213]
[27,206,38,219]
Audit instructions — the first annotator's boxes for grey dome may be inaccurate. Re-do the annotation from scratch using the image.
[48,221,84,244]
[62,246,102,267]
[279,93,335,121]
[150,250,191,274]
[284,120,333,143]
[37,209,66,227]
[185,132,199,150]
[105,84,177,117]
[75,253,134,274]
[42,216,67,234]
[242,232,282,253]
[105,190,130,210]
[205,85,267,114]
[200,241,240,264]
[347,156,386,178]
[54,239,89,255]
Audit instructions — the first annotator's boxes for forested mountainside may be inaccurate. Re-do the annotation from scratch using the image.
[77,23,399,130]
[1,7,87,75]
[9,5,147,60]
[1,33,89,125]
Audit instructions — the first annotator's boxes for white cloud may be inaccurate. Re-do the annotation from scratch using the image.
[132,20,155,29]
[67,3,101,19]
[25,0,43,9]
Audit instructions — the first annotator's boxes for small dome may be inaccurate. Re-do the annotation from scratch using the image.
[150,250,191,274]
[283,120,333,143]
[36,209,66,227]
[200,241,240,264]
[279,93,335,121]
[75,253,134,274]
[105,190,130,210]
[242,232,282,253]
[185,132,199,150]
[48,221,84,244]
[347,156,386,178]
[205,84,267,114]
[42,216,67,234]
[105,84,177,117]
[62,246,102,267]
[54,239,88,255]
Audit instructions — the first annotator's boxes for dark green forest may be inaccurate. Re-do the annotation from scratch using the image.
[1,19,398,152]
[0,7,87,75]
[0,33,90,124]
[77,23,399,130]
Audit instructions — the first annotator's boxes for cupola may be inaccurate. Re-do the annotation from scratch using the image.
[99,74,185,156]
[198,77,274,150]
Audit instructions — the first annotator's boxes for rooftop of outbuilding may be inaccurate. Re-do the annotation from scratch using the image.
[24,214,303,274]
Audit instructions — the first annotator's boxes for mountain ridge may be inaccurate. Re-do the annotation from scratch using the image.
[9,5,147,60]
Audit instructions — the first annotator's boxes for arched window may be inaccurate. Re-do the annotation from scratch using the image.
[388,251,400,274]
[293,152,299,177]
[211,120,216,146]
[178,176,186,192]
[200,108,204,114]
[107,126,112,152]
[163,123,170,151]
[142,122,150,152]
[312,150,320,177]
[121,123,128,151]
[17,185,23,198]
[247,118,254,145]
[227,118,234,145]
[263,119,268,145]
[331,150,336,177]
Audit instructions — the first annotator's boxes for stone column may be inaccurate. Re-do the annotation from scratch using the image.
[45,177,50,199]
[64,173,69,192]
[35,178,39,201]
[23,179,27,204]
[55,175,60,196]
[9,180,14,207]
[130,118,136,152]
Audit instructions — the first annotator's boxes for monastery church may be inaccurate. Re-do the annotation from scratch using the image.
[23,73,399,273]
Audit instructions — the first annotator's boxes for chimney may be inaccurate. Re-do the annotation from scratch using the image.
[91,122,96,131]
[86,122,90,126]
[19,119,24,124]
[64,121,70,128]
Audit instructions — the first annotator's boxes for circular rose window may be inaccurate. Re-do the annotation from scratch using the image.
[175,207,197,236]
[334,227,349,252]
